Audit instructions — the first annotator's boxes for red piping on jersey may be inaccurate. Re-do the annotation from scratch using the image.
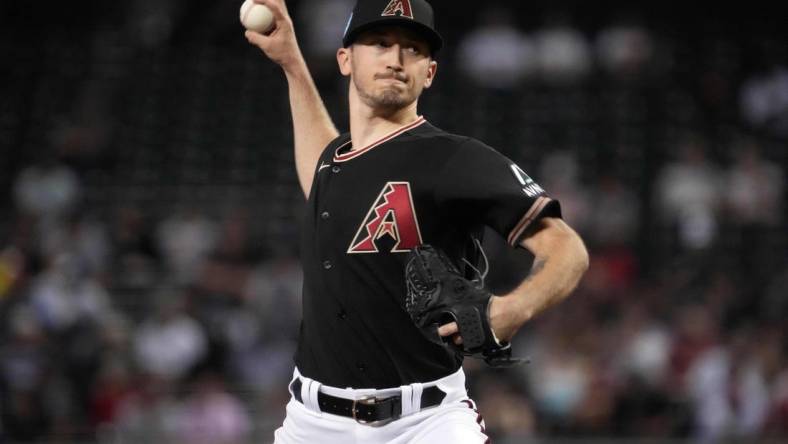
[507,196,552,246]
[333,116,427,162]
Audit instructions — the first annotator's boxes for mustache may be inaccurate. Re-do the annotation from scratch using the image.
[374,71,408,82]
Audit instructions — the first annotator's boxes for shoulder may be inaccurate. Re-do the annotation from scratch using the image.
[435,132,508,166]
[405,121,499,156]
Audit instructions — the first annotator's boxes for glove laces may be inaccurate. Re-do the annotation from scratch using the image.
[461,237,489,287]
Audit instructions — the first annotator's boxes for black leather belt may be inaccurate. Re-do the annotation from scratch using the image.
[291,378,446,423]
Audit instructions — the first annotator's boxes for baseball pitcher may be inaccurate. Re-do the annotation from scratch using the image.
[244,0,589,442]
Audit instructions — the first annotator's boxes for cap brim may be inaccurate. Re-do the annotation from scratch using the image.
[343,18,443,54]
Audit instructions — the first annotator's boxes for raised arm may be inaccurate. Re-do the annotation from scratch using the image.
[245,0,340,198]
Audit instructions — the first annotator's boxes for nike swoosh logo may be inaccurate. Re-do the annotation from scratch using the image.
[318,162,331,172]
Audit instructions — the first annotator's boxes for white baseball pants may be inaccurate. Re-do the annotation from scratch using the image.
[273,367,489,444]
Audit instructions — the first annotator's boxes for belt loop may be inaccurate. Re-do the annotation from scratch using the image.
[300,377,315,411]
[288,370,299,398]
[411,383,423,412]
[308,379,321,412]
[399,385,414,416]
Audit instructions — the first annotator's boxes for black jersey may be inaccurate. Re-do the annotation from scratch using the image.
[295,117,561,388]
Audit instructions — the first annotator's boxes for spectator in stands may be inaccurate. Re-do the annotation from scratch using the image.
[595,15,653,78]
[27,252,112,333]
[173,373,251,444]
[230,253,303,393]
[456,6,537,90]
[112,374,180,442]
[533,13,592,84]
[196,209,258,299]
[132,290,207,381]
[686,327,771,442]
[739,66,788,138]
[13,152,81,223]
[0,307,53,441]
[615,303,672,389]
[156,208,217,285]
[724,137,784,227]
[587,174,640,247]
[526,327,593,425]
[89,344,134,428]
[654,135,724,251]
[38,214,111,278]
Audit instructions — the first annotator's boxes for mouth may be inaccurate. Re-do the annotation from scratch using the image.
[375,74,408,84]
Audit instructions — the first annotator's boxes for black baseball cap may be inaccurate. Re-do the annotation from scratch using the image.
[342,0,443,54]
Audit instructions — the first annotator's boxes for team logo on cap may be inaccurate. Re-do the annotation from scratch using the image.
[348,182,423,254]
[381,0,414,19]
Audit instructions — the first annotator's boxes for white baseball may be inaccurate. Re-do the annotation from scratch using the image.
[240,0,275,33]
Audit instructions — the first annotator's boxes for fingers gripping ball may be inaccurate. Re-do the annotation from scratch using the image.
[240,0,275,33]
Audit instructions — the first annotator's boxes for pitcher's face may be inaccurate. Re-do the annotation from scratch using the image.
[338,26,437,111]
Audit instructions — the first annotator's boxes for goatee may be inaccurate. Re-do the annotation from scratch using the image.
[356,81,413,111]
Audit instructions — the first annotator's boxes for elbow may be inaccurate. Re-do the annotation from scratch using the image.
[546,229,589,302]
[575,233,590,275]
[521,217,589,279]
[544,227,590,288]
[557,227,589,286]
[557,231,589,302]
[550,221,589,275]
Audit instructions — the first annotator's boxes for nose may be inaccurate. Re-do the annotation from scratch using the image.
[383,44,405,70]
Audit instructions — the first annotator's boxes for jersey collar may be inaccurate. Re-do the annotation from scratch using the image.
[333,116,427,163]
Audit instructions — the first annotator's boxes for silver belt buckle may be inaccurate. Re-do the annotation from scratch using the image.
[352,395,379,424]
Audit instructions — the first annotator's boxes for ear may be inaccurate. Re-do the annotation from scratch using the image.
[337,47,352,77]
[423,60,438,89]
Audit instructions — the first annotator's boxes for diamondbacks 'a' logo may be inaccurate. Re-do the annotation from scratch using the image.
[348,182,423,253]
[381,0,413,19]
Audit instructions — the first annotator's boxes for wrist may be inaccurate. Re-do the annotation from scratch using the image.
[489,294,525,343]
[282,52,308,77]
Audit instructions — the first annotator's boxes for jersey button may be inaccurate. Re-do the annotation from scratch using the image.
[332,166,341,173]
[337,310,347,320]
[323,260,332,269]
[321,211,330,220]
[356,362,366,372]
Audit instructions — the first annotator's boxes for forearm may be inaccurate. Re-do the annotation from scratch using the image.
[507,237,587,323]
[243,0,339,198]
[283,59,340,197]
[490,219,589,340]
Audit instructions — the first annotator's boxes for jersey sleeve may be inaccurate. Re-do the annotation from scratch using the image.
[434,138,561,247]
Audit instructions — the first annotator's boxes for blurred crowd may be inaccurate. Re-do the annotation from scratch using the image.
[2,0,788,443]
[3,169,303,442]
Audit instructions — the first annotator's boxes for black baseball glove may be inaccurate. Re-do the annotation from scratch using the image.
[404,244,525,367]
